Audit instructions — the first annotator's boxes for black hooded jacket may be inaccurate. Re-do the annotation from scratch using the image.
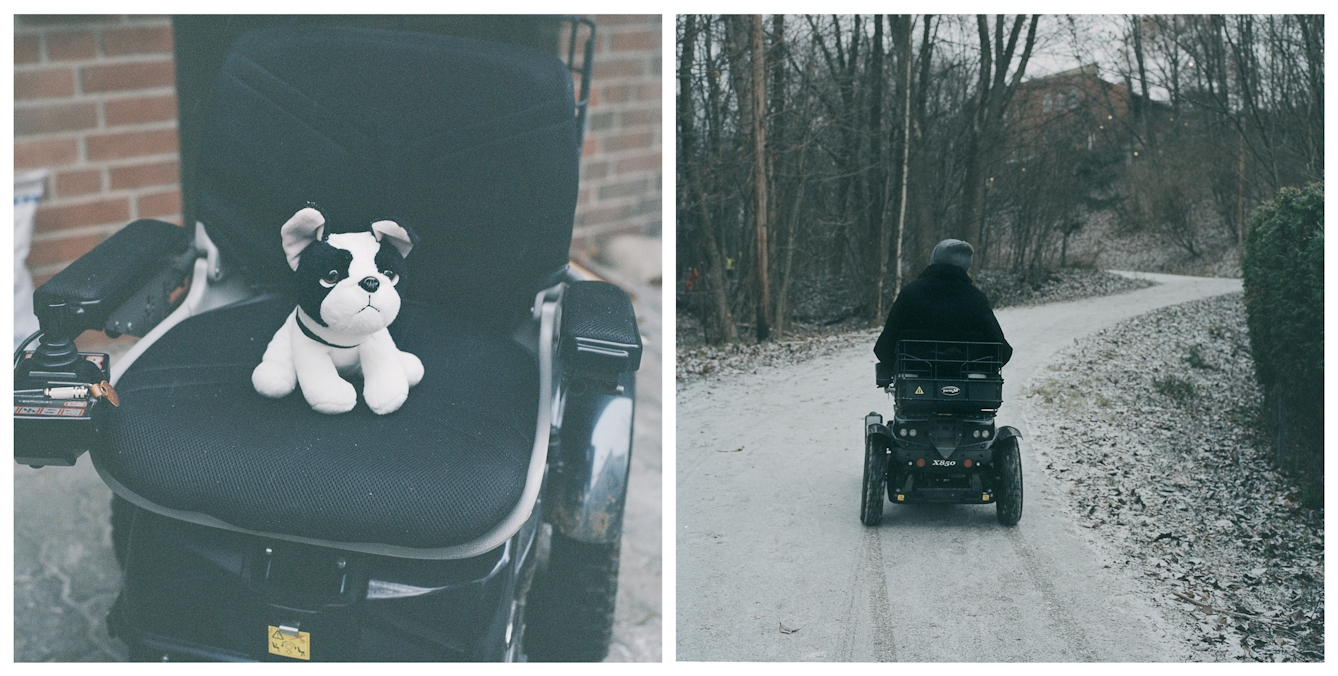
[873,263,1012,365]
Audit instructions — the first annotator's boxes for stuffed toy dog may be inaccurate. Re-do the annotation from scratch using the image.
[252,206,424,415]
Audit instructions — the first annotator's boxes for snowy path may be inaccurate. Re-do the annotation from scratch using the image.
[676,272,1242,661]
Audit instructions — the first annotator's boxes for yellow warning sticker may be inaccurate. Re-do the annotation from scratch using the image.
[914,386,924,395]
[268,626,311,660]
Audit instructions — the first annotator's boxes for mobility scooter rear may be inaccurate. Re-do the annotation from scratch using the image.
[861,340,1023,526]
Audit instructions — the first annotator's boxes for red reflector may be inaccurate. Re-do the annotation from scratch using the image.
[916,458,925,467]
[964,458,973,468]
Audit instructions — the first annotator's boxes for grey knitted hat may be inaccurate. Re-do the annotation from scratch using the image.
[931,239,974,271]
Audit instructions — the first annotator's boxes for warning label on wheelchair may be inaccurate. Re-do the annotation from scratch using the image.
[268,626,311,660]
[14,406,86,417]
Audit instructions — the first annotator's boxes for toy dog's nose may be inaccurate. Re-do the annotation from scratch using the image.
[359,277,380,293]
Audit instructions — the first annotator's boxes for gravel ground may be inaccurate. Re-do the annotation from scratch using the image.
[1021,292,1324,662]
[677,268,1153,384]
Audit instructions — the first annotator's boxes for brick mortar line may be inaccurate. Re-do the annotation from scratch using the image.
[31,222,139,244]
[45,153,182,170]
[16,120,180,142]
[15,119,181,139]
[578,207,659,218]
[589,136,662,144]
[580,184,659,195]
[14,86,179,107]
[590,111,662,120]
[582,174,662,187]
[34,183,180,212]
[583,174,660,182]
[590,79,661,88]
[14,17,170,31]
[583,149,662,163]
[14,51,176,71]
[582,196,661,206]
[15,88,179,107]
[26,156,181,181]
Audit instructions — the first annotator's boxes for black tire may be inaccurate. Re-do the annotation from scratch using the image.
[524,531,620,662]
[110,494,135,568]
[861,433,888,526]
[995,436,1024,526]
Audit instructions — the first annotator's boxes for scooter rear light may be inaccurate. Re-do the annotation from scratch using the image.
[963,458,973,468]
[915,458,925,467]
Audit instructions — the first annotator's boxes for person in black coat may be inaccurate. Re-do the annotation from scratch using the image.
[873,239,1012,365]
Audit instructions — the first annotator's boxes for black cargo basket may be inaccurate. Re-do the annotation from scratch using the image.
[893,340,1004,413]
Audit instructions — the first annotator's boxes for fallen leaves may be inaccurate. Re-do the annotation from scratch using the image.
[1026,293,1324,663]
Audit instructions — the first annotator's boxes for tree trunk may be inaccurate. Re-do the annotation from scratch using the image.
[866,14,886,324]
[679,16,737,343]
[751,15,771,342]
[769,14,788,335]
[888,15,914,312]
[957,15,1039,264]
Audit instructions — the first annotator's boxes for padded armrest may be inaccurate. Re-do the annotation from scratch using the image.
[560,280,642,378]
[33,220,191,336]
[876,361,893,387]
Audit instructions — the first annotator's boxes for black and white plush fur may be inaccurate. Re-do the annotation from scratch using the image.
[252,206,424,415]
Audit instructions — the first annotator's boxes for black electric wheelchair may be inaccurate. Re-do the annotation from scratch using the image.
[861,340,1023,526]
[13,21,643,662]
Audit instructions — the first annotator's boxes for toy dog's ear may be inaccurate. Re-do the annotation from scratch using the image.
[281,207,326,271]
[371,220,416,259]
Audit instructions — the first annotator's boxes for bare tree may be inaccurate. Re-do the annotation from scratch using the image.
[751,15,771,341]
[957,14,1040,264]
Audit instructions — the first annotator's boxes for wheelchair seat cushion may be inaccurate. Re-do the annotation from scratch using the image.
[94,295,538,552]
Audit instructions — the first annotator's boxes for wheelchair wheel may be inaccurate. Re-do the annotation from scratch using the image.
[111,494,135,568]
[524,530,620,661]
[860,433,888,526]
[994,436,1023,526]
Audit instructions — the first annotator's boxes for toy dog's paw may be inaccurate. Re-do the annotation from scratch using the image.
[364,380,409,415]
[401,352,424,387]
[305,379,357,415]
[252,361,296,398]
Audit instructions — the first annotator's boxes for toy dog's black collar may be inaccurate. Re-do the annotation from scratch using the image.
[296,313,360,349]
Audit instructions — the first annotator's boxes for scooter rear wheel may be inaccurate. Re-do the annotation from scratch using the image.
[995,436,1023,526]
[860,433,888,526]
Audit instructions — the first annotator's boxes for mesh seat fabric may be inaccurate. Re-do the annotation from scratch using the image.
[95,295,538,551]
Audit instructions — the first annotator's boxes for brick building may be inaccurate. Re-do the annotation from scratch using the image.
[1010,64,1138,152]
[14,14,661,288]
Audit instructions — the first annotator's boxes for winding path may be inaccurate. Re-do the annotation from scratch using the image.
[676,272,1242,661]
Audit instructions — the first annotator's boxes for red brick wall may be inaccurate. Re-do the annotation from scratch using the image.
[572,15,662,240]
[14,15,181,286]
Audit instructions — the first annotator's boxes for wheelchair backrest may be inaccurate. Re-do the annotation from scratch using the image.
[195,26,580,329]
